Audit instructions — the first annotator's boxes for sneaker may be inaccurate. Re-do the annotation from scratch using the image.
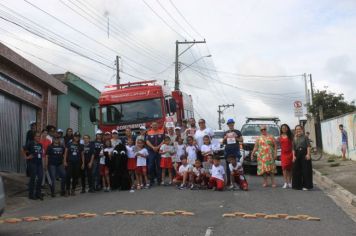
[144,184,150,189]
[282,183,288,189]
[228,185,234,190]
[302,188,309,191]
[287,183,292,188]
[160,181,165,186]
[179,184,186,190]
[70,190,76,196]
[60,191,65,197]
[51,193,56,198]
[129,189,135,193]
[168,181,172,185]
[190,184,194,190]
[80,189,86,194]
[104,188,109,192]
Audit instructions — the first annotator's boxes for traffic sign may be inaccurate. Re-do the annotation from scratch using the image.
[294,101,303,117]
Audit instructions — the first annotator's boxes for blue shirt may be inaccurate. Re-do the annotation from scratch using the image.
[46,144,65,166]
[83,143,94,162]
[91,140,103,160]
[24,141,43,165]
[342,130,348,144]
[66,143,83,162]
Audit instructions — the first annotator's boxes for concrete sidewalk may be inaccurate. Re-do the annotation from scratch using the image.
[313,154,356,196]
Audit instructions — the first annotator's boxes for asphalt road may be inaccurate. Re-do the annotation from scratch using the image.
[1,176,356,236]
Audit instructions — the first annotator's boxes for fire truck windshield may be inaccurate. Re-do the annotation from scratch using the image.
[101,98,163,125]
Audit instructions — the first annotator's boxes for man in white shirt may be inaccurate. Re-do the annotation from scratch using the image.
[194,119,214,149]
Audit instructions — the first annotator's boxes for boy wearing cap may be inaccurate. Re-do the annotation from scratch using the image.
[223,118,243,185]
[64,132,84,196]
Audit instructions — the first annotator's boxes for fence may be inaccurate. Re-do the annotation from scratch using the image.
[321,112,356,160]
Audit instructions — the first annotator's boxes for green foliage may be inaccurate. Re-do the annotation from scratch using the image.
[308,90,356,120]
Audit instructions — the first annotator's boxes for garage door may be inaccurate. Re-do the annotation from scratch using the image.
[70,104,79,132]
[0,93,36,172]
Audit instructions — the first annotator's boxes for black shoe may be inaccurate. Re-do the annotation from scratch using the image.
[80,189,86,194]
[60,191,65,197]
[37,195,44,201]
[29,196,37,200]
[88,189,95,193]
[71,189,76,196]
[51,193,56,198]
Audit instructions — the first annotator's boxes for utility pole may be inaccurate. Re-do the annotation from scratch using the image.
[218,104,234,130]
[303,73,310,106]
[174,40,206,91]
[116,56,120,85]
[309,74,314,105]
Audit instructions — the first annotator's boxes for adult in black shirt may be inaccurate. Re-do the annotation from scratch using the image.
[22,131,43,200]
[64,128,74,146]
[81,135,94,193]
[64,132,84,196]
[91,130,104,190]
[223,119,243,185]
[46,137,66,197]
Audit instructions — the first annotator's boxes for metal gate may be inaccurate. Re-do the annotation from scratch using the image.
[0,92,36,172]
[69,104,79,132]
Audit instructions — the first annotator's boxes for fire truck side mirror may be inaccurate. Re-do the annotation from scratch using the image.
[89,107,98,123]
[169,99,177,113]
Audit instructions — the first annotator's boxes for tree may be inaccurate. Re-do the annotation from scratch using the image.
[308,90,356,120]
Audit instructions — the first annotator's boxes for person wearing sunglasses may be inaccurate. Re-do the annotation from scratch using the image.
[251,125,277,187]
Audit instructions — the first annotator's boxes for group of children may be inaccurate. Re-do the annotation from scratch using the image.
[125,133,248,192]
[23,125,249,200]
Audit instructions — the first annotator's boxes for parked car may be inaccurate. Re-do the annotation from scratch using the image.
[240,117,281,168]
[0,176,5,216]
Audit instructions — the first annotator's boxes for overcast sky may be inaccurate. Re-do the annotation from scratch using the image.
[1,0,355,130]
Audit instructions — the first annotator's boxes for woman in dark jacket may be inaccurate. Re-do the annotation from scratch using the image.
[292,125,313,190]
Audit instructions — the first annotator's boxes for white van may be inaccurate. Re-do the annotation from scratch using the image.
[240,117,281,167]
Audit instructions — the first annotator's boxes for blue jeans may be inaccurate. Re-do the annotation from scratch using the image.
[48,164,66,194]
[224,149,241,184]
[28,162,43,198]
[148,150,161,184]
[92,159,101,190]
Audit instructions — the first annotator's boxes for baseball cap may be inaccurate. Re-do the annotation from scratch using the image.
[166,122,175,128]
[175,126,181,130]
[30,121,36,126]
[227,118,235,124]
[57,129,63,133]
[139,126,146,130]
[74,132,81,137]
[96,130,103,135]
[104,131,111,135]
[111,129,118,134]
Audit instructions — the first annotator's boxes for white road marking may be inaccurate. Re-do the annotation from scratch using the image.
[205,227,213,236]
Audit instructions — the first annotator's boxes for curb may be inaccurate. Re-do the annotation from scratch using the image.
[313,169,356,207]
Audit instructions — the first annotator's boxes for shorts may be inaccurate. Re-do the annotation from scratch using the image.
[100,165,109,176]
[135,166,147,175]
[208,177,225,191]
[160,157,173,169]
[174,174,183,182]
[341,144,347,153]
[127,158,137,170]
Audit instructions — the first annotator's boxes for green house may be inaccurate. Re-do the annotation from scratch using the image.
[54,72,100,138]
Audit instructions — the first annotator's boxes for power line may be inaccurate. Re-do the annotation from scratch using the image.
[155,0,195,39]
[142,0,186,39]
[168,0,204,39]
[73,0,172,62]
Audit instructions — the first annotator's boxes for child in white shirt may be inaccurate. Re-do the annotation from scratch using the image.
[200,135,213,162]
[191,159,208,189]
[228,154,248,191]
[126,138,136,192]
[173,137,185,171]
[135,139,149,189]
[173,155,192,189]
[208,156,225,191]
[186,136,198,165]
[159,136,175,185]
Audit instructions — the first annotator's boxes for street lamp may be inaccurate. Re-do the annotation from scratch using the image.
[179,55,211,73]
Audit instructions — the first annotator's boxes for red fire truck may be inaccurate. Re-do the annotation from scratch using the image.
[89,80,194,133]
